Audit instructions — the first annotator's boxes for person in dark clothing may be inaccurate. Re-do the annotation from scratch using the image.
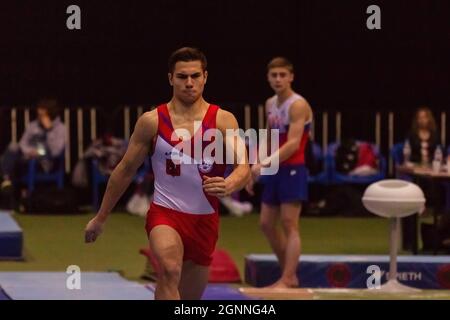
[402,107,445,252]
[406,107,439,166]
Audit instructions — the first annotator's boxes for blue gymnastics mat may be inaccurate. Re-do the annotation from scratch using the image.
[0,211,23,259]
[0,272,154,300]
[146,283,252,300]
[0,272,251,300]
[202,284,253,300]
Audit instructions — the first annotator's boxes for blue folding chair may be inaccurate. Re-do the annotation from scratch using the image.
[327,141,386,185]
[307,143,330,185]
[22,152,65,194]
[391,142,404,166]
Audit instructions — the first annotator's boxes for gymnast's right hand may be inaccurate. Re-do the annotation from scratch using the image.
[84,216,104,243]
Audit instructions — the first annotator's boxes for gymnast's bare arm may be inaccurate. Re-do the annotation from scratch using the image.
[202,109,250,197]
[84,110,157,243]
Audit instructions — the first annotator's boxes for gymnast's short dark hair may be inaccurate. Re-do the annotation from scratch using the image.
[168,47,207,73]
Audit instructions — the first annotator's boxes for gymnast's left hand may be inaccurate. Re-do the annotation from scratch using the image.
[202,176,230,198]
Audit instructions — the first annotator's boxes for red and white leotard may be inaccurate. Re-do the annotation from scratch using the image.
[146,103,226,266]
[266,93,312,166]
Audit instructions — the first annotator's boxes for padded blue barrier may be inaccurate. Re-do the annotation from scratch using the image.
[0,211,23,259]
[245,254,450,289]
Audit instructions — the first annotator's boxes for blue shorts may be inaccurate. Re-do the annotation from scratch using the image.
[260,164,308,206]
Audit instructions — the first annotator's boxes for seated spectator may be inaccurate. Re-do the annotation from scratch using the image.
[335,138,379,176]
[406,106,438,166]
[83,132,127,176]
[349,141,378,176]
[0,98,65,208]
[72,131,128,188]
[402,107,443,252]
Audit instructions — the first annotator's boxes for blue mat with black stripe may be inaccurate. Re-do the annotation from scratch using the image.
[0,211,23,260]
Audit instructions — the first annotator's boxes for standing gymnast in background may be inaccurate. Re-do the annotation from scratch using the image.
[247,57,313,288]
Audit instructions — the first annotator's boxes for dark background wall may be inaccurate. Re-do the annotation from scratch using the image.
[1,0,449,108]
[1,0,449,158]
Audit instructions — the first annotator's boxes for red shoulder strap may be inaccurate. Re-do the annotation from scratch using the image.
[156,104,174,141]
[202,104,220,130]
